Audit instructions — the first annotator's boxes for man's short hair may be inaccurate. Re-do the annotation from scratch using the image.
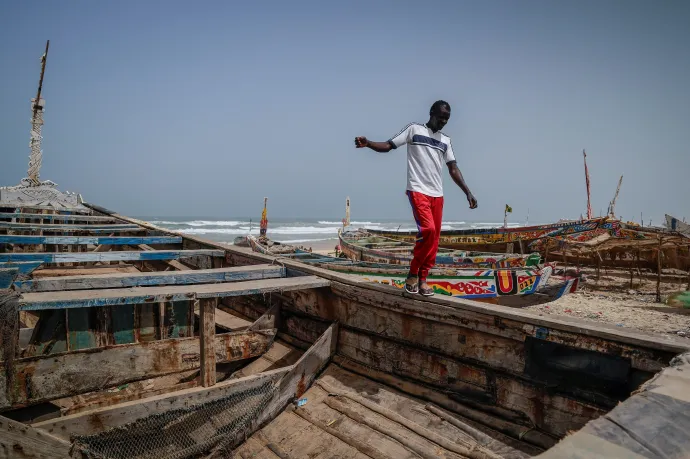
[430,100,450,115]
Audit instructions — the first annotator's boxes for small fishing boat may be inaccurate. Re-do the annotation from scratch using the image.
[339,229,542,268]
[248,235,578,306]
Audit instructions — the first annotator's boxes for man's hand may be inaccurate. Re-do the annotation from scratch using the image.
[467,192,478,209]
[354,136,369,148]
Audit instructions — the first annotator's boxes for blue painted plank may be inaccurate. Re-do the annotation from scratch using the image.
[0,268,18,288]
[15,265,285,292]
[0,261,43,275]
[0,212,117,222]
[0,222,139,230]
[0,249,224,264]
[0,235,182,245]
[19,276,330,310]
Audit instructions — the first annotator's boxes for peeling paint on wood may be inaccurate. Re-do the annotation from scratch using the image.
[0,249,223,266]
[19,276,330,310]
[0,329,276,410]
[0,235,182,246]
[15,265,286,292]
[0,212,118,222]
[0,222,139,231]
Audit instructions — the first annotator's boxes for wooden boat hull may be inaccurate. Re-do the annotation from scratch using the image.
[366,218,606,251]
[248,235,577,306]
[339,230,542,268]
[315,263,580,305]
[3,203,689,459]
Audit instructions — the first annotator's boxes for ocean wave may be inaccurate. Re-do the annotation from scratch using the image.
[318,221,381,226]
[179,225,344,236]
[179,228,257,235]
[186,220,247,227]
[149,220,248,227]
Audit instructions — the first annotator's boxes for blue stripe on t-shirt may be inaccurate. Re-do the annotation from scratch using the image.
[411,134,447,153]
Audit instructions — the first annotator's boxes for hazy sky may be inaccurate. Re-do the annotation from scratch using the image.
[1,0,688,223]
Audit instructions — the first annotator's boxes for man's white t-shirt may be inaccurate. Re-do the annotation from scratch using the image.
[388,123,456,198]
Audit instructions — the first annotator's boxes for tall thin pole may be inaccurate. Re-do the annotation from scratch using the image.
[27,40,50,186]
[583,150,592,220]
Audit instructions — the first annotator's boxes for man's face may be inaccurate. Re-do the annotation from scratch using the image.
[432,106,451,130]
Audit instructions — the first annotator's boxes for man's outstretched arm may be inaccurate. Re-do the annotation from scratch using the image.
[447,160,478,209]
[354,136,394,153]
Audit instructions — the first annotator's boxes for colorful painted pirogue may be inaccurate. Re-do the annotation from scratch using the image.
[365,218,608,252]
[529,219,690,271]
[247,235,579,306]
[338,229,541,268]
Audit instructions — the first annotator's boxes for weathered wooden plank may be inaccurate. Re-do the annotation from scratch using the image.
[0,249,223,265]
[0,235,182,246]
[0,415,71,459]
[138,243,191,271]
[0,261,43,276]
[3,205,92,214]
[0,329,277,410]
[200,298,217,387]
[31,266,140,278]
[0,222,139,231]
[15,265,286,292]
[335,328,604,439]
[166,301,193,338]
[19,276,330,310]
[34,368,289,441]
[0,212,118,222]
[33,323,336,446]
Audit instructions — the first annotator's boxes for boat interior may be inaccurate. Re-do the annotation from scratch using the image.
[1,204,689,458]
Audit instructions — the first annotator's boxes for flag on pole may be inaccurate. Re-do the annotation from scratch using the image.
[259,197,268,237]
[505,204,513,213]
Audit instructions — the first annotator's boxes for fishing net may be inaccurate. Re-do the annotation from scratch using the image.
[70,378,277,459]
[0,289,20,397]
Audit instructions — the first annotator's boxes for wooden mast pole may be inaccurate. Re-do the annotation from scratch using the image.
[27,40,50,186]
[583,150,592,220]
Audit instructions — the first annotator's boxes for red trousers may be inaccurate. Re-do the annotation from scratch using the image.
[406,190,444,282]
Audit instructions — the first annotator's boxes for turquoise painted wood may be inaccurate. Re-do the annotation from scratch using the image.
[166,301,193,338]
[67,308,97,350]
[0,212,117,222]
[111,305,135,344]
[19,276,330,310]
[0,249,223,264]
[0,235,182,245]
[0,268,18,289]
[0,261,43,275]
[15,265,285,292]
[0,222,139,230]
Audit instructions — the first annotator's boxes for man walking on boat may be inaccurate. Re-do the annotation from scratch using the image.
[354,100,477,296]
